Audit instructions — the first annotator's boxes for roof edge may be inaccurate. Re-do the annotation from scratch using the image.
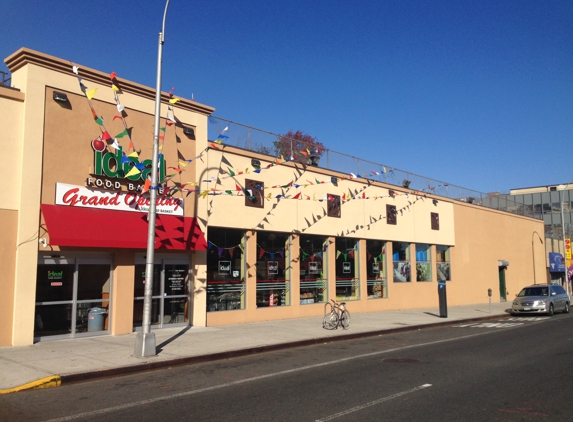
[4,48,215,116]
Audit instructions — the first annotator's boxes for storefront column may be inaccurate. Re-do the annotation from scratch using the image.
[290,234,301,306]
[327,236,336,301]
[358,239,367,302]
[192,250,207,326]
[245,230,257,310]
[112,251,135,335]
[387,242,394,284]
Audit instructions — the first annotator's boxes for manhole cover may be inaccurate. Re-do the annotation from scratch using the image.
[383,358,420,363]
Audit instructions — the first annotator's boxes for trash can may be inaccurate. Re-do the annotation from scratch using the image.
[87,307,107,332]
[438,281,448,318]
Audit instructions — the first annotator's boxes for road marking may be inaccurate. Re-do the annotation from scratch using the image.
[456,322,524,328]
[315,384,432,421]
[42,331,500,421]
[456,316,550,329]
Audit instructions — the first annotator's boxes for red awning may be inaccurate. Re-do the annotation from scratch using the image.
[41,204,207,250]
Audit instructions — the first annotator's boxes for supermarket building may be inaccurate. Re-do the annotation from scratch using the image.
[0,48,545,347]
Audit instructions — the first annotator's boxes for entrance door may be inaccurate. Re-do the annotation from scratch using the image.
[35,257,112,340]
[498,266,507,302]
[133,259,190,329]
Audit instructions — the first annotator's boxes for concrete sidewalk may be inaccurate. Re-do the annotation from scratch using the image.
[0,302,511,394]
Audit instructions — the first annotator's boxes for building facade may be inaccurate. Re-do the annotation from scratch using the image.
[0,48,546,347]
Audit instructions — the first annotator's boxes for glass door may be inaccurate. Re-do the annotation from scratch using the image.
[35,257,112,340]
[133,258,190,329]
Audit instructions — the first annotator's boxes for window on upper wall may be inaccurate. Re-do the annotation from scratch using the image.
[436,245,450,282]
[387,204,397,225]
[431,212,439,230]
[244,179,264,208]
[327,194,341,217]
[392,242,410,282]
[415,243,432,282]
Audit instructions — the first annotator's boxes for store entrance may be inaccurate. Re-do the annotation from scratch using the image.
[133,258,190,330]
[35,257,112,340]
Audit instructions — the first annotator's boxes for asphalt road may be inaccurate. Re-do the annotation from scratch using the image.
[2,313,573,422]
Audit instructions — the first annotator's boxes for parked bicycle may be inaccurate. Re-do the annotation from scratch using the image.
[322,299,350,330]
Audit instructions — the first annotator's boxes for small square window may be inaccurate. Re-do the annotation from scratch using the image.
[387,204,397,225]
[327,194,341,218]
[244,179,264,208]
[431,212,439,230]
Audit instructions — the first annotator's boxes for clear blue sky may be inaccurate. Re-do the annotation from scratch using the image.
[2,0,571,194]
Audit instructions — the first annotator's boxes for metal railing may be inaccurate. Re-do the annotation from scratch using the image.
[1,70,11,87]
[208,116,531,218]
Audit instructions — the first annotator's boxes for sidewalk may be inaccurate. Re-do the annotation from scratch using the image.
[0,302,510,394]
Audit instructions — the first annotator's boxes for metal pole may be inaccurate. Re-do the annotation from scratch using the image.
[134,0,171,358]
[561,189,570,296]
[532,231,542,286]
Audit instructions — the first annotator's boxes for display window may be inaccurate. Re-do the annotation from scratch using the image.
[206,228,246,312]
[366,239,388,298]
[256,231,291,307]
[392,242,411,282]
[299,235,328,304]
[335,237,360,301]
[416,243,432,282]
[436,245,451,282]
[35,257,112,340]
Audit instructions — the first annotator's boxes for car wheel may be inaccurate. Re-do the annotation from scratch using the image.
[548,304,554,316]
[564,302,570,314]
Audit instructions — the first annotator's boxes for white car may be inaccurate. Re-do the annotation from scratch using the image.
[511,284,570,316]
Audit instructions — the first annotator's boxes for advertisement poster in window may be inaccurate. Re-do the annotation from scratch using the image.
[218,261,231,275]
[343,262,351,274]
[309,261,320,274]
[268,261,278,275]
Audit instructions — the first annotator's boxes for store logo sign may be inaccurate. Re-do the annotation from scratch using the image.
[47,270,63,279]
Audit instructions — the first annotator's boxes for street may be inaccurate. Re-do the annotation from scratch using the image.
[2,313,573,421]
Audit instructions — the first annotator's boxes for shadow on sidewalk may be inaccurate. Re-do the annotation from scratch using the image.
[156,326,191,354]
[423,312,440,317]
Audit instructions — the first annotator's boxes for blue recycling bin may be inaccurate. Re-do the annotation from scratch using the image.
[87,307,107,331]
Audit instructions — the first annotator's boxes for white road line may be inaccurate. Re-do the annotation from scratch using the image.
[315,384,432,422]
[43,331,496,421]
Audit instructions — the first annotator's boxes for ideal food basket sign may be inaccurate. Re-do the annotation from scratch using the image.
[55,183,183,216]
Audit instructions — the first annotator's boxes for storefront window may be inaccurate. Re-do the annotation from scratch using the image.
[336,237,360,300]
[299,235,328,304]
[416,244,432,282]
[207,228,246,312]
[392,242,411,282]
[366,240,387,298]
[436,245,451,282]
[35,259,112,339]
[257,231,291,307]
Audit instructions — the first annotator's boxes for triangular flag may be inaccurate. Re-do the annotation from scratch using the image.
[125,166,141,178]
[86,88,98,100]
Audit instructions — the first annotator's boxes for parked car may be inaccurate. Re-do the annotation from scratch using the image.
[511,284,570,316]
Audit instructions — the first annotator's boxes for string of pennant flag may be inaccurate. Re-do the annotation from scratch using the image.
[72,63,446,203]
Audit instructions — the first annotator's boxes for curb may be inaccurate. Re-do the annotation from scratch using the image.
[0,375,61,395]
[3,312,510,394]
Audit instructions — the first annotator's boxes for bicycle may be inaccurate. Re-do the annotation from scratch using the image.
[322,299,350,330]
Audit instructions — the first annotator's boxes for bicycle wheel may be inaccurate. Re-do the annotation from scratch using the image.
[323,312,339,330]
[340,310,350,329]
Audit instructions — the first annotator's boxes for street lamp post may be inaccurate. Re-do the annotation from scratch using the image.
[532,231,543,285]
[561,190,571,297]
[134,0,171,358]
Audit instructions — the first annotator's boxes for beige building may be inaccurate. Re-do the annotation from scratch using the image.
[0,48,546,347]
